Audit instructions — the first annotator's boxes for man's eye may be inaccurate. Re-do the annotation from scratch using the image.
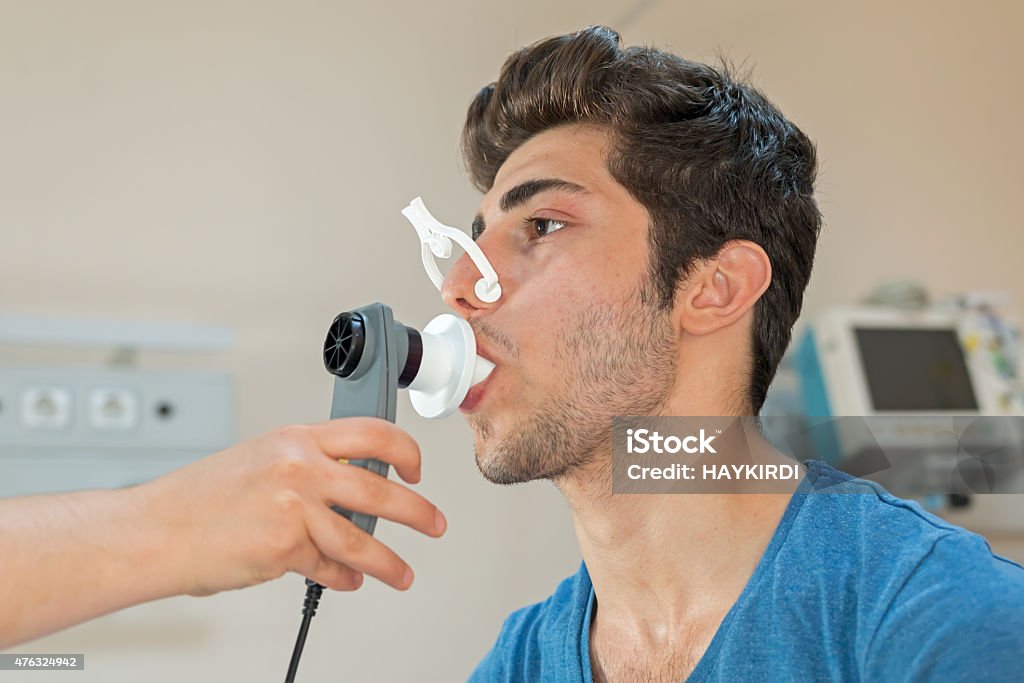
[530,218,567,238]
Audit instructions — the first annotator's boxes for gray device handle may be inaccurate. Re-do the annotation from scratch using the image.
[325,303,407,537]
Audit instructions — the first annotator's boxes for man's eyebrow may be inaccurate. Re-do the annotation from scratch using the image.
[471,177,589,240]
[499,177,589,213]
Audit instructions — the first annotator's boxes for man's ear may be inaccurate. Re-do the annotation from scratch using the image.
[679,240,772,336]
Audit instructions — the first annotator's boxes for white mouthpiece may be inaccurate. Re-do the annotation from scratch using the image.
[471,355,496,386]
[409,314,495,419]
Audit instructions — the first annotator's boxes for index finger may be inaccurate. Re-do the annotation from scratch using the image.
[307,417,422,484]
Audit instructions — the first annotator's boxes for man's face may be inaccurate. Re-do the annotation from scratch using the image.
[442,124,679,485]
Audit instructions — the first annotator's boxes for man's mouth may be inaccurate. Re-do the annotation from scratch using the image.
[462,332,502,413]
[460,366,496,413]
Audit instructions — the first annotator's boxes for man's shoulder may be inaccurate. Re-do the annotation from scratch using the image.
[776,461,1024,666]
[469,564,591,682]
[712,461,1024,679]
[504,562,590,628]
[791,460,1022,576]
[858,518,1024,680]
[786,461,1024,584]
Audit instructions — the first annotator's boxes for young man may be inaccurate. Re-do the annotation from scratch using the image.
[443,26,1024,681]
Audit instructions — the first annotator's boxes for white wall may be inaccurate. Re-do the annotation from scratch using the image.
[1,1,1021,681]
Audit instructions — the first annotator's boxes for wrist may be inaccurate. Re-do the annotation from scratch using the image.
[122,476,194,599]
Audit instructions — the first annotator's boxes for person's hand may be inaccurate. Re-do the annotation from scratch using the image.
[138,418,445,597]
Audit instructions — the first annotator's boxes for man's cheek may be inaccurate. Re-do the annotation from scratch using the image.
[518,340,562,384]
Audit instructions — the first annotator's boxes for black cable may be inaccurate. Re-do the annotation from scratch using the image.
[284,579,324,683]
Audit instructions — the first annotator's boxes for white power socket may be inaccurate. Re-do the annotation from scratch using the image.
[1,367,234,498]
[88,388,139,431]
[20,386,72,430]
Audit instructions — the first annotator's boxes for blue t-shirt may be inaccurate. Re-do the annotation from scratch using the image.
[470,460,1024,681]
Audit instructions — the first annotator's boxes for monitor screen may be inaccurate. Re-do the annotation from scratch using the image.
[854,328,979,411]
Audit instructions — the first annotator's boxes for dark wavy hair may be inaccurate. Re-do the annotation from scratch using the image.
[462,25,822,413]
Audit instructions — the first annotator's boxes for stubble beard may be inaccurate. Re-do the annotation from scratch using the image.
[470,280,678,486]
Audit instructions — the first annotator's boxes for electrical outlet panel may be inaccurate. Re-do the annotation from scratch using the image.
[0,366,234,497]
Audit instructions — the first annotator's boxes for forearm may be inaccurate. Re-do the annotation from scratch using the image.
[0,419,442,648]
[0,484,184,649]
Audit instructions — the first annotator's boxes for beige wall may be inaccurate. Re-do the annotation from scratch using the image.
[1,1,1021,681]
[633,0,1024,320]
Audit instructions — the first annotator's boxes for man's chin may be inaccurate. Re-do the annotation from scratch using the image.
[474,450,539,486]
[466,407,587,484]
[470,432,536,485]
[466,420,518,483]
[472,439,581,486]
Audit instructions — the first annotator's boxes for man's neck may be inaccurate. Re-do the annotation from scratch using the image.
[561,457,796,629]
[554,397,802,674]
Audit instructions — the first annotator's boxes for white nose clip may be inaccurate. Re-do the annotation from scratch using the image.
[402,197,502,304]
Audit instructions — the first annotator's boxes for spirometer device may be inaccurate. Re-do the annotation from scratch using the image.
[282,198,498,682]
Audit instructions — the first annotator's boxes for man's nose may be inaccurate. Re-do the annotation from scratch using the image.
[441,246,499,317]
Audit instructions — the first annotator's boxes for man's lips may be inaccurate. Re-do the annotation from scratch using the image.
[474,339,498,367]
[459,368,494,413]
[460,342,499,413]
